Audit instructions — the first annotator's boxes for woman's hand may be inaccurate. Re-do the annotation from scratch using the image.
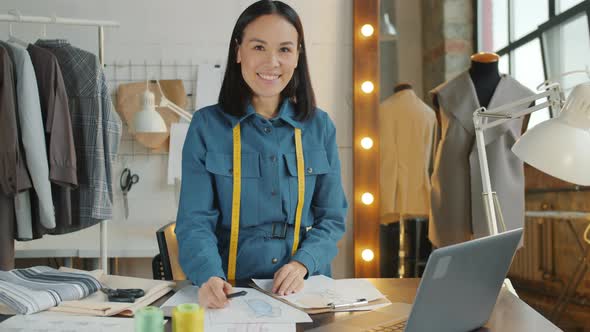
[198,276,233,308]
[272,261,308,296]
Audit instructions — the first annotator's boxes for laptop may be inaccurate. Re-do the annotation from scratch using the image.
[312,228,523,332]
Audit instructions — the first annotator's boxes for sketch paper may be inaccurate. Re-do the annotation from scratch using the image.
[160,285,310,326]
[0,312,142,332]
[206,287,311,324]
[252,275,387,310]
[205,322,295,332]
[167,122,190,184]
[195,64,224,111]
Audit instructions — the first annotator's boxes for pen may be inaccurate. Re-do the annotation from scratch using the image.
[226,290,248,299]
[328,298,368,309]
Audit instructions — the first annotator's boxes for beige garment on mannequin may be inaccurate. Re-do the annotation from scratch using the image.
[379,89,437,222]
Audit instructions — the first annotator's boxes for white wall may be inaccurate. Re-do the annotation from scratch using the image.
[1,0,354,278]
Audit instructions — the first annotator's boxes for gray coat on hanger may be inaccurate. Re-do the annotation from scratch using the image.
[429,72,533,247]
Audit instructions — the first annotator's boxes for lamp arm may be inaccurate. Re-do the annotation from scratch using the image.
[475,126,499,235]
[159,97,193,121]
[474,84,563,131]
[152,79,193,121]
[472,83,563,236]
[536,67,590,91]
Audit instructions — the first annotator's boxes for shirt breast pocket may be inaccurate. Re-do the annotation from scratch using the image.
[283,149,331,223]
[205,152,261,228]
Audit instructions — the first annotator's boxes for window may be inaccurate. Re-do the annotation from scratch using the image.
[558,0,585,13]
[513,39,550,128]
[543,14,590,94]
[499,54,509,74]
[512,0,548,40]
[479,0,509,51]
[478,0,590,129]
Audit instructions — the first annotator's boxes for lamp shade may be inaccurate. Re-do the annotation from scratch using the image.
[512,83,590,186]
[133,90,167,133]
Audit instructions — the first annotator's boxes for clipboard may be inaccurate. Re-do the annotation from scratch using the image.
[249,283,391,314]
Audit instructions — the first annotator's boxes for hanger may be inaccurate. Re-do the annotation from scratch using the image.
[470,52,499,63]
[7,10,29,47]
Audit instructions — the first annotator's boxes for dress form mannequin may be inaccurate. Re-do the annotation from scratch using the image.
[469,52,501,109]
[394,82,413,93]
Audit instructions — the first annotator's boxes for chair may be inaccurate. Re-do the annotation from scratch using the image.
[153,222,187,281]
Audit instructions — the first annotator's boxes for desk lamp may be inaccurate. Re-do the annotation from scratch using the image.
[473,71,590,244]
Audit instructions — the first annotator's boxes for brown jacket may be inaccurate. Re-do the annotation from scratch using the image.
[0,46,32,270]
[27,44,77,237]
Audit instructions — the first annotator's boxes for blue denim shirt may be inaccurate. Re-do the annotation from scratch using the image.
[175,99,348,286]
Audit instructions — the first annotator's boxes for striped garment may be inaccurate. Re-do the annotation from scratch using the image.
[0,266,102,314]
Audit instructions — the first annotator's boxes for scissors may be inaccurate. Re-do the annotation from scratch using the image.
[120,168,139,219]
[101,287,145,303]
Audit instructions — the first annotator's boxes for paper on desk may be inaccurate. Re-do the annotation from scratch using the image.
[0,312,146,332]
[205,322,295,332]
[252,275,388,310]
[207,287,311,323]
[160,285,310,326]
[167,122,190,185]
[160,284,199,316]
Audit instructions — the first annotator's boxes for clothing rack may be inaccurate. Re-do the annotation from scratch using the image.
[1,10,120,274]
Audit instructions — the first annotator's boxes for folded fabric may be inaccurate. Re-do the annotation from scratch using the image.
[47,267,175,317]
[0,266,102,314]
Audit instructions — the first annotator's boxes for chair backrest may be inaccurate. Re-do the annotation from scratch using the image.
[155,222,187,280]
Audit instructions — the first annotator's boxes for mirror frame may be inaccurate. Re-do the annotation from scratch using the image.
[353,0,381,277]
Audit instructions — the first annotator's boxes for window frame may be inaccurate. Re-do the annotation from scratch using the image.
[476,0,590,117]
[476,0,590,74]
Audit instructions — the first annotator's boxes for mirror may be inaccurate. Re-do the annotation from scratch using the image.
[352,0,444,277]
[376,1,433,278]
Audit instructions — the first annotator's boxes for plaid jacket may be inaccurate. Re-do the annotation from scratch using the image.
[36,39,121,229]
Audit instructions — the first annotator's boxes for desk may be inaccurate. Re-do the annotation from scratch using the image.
[152,278,560,332]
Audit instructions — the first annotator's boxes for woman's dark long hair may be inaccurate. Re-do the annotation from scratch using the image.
[218,0,316,121]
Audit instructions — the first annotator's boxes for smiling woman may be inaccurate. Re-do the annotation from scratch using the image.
[236,15,299,117]
[175,0,348,310]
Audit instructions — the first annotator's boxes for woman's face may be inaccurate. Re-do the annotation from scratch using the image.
[237,14,299,100]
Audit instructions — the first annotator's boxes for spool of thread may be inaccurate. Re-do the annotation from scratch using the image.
[172,303,204,332]
[134,306,164,332]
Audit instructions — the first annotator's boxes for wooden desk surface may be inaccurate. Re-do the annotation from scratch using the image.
[157,278,560,332]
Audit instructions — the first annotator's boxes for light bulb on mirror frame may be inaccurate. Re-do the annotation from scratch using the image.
[360,137,374,150]
[361,192,374,205]
[361,81,374,94]
[361,249,375,262]
[361,24,374,37]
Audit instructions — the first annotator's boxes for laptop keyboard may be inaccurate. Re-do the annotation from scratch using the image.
[362,320,407,332]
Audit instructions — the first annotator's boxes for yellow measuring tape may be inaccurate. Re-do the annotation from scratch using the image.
[227,125,304,281]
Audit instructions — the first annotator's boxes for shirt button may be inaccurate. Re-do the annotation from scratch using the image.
[270,156,277,162]
[264,127,272,134]
[307,167,313,174]
[271,190,277,196]
[271,258,278,264]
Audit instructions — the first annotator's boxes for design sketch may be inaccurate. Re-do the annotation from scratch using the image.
[226,324,275,332]
[246,299,282,318]
[295,289,355,308]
